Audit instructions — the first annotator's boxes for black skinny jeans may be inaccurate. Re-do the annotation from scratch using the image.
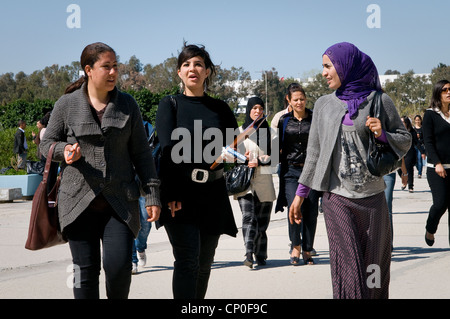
[282,165,319,252]
[165,222,220,299]
[425,167,450,235]
[64,194,134,299]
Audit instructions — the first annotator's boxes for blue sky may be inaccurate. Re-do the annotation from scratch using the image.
[0,0,447,80]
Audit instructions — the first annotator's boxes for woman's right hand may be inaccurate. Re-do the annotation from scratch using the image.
[168,201,182,217]
[64,143,81,164]
[289,195,304,225]
[435,163,447,178]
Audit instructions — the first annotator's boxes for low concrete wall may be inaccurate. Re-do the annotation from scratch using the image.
[0,174,42,197]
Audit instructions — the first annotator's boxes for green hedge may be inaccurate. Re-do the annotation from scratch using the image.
[0,127,40,171]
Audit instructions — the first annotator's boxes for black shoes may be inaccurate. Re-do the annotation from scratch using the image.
[243,253,253,268]
[425,231,435,247]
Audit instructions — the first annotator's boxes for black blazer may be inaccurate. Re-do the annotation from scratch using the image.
[13,129,26,154]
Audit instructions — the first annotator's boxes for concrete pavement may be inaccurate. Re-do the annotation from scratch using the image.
[0,170,449,300]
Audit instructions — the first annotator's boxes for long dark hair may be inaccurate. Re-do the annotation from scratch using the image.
[430,79,450,111]
[64,42,116,94]
[177,43,216,92]
[284,83,306,108]
[402,116,413,132]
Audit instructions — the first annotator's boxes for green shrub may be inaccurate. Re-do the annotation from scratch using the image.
[0,127,39,170]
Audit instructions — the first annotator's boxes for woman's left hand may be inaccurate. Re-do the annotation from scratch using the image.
[366,116,382,138]
[146,205,161,222]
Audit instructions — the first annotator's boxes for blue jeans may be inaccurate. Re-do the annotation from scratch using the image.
[383,172,395,247]
[415,147,424,176]
[132,197,152,263]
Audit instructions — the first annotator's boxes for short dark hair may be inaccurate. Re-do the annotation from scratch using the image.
[284,83,306,107]
[177,43,216,91]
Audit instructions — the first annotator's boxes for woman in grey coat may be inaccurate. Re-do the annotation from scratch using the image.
[40,42,161,299]
[289,42,411,299]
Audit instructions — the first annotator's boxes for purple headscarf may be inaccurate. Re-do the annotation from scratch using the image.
[323,42,381,119]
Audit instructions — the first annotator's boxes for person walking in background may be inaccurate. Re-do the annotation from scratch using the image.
[383,158,408,250]
[40,42,161,299]
[155,43,238,299]
[423,79,450,247]
[275,83,318,265]
[399,116,425,193]
[33,112,59,192]
[132,196,152,274]
[13,120,28,169]
[289,42,411,298]
[31,118,45,159]
[233,97,276,269]
[413,114,426,178]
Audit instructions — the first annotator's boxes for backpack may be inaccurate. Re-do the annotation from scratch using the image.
[143,121,161,174]
[144,95,177,176]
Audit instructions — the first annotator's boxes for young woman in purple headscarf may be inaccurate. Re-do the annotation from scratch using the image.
[289,42,411,299]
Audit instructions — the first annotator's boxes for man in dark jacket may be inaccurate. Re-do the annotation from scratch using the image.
[13,120,28,169]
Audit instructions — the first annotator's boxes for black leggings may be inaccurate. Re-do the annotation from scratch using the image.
[425,167,450,235]
[64,195,134,299]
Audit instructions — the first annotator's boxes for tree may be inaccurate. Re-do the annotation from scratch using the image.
[118,55,147,91]
[143,57,179,93]
[384,70,431,116]
[384,69,401,75]
[430,63,450,86]
[209,66,252,109]
[302,73,333,109]
[252,68,285,115]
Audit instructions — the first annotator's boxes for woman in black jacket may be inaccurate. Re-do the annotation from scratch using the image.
[156,43,238,299]
[423,79,450,246]
[275,83,319,265]
[399,116,424,193]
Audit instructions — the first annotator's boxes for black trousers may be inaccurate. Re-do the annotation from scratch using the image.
[425,167,450,235]
[64,195,134,299]
[283,165,319,252]
[165,222,220,299]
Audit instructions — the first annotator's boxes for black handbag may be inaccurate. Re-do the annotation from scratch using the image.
[366,92,401,176]
[224,165,255,195]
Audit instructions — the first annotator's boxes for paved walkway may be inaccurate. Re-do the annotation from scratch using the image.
[0,170,449,300]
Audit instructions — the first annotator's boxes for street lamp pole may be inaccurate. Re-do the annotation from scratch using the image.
[256,70,268,114]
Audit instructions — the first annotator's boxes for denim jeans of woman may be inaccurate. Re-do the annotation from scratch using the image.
[64,195,134,299]
[383,172,395,248]
[132,197,152,264]
[415,147,424,176]
[283,165,319,252]
[165,222,220,299]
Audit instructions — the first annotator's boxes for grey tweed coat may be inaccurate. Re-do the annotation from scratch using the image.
[298,91,411,192]
[40,83,161,237]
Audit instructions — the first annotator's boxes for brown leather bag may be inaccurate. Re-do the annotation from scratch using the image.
[25,142,66,250]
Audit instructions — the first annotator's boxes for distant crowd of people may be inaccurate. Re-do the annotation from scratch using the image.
[19,40,450,300]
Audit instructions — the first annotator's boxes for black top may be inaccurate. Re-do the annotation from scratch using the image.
[155,93,238,236]
[423,109,450,166]
[278,109,313,166]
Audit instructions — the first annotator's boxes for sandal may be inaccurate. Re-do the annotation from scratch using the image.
[302,252,315,265]
[290,256,300,265]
